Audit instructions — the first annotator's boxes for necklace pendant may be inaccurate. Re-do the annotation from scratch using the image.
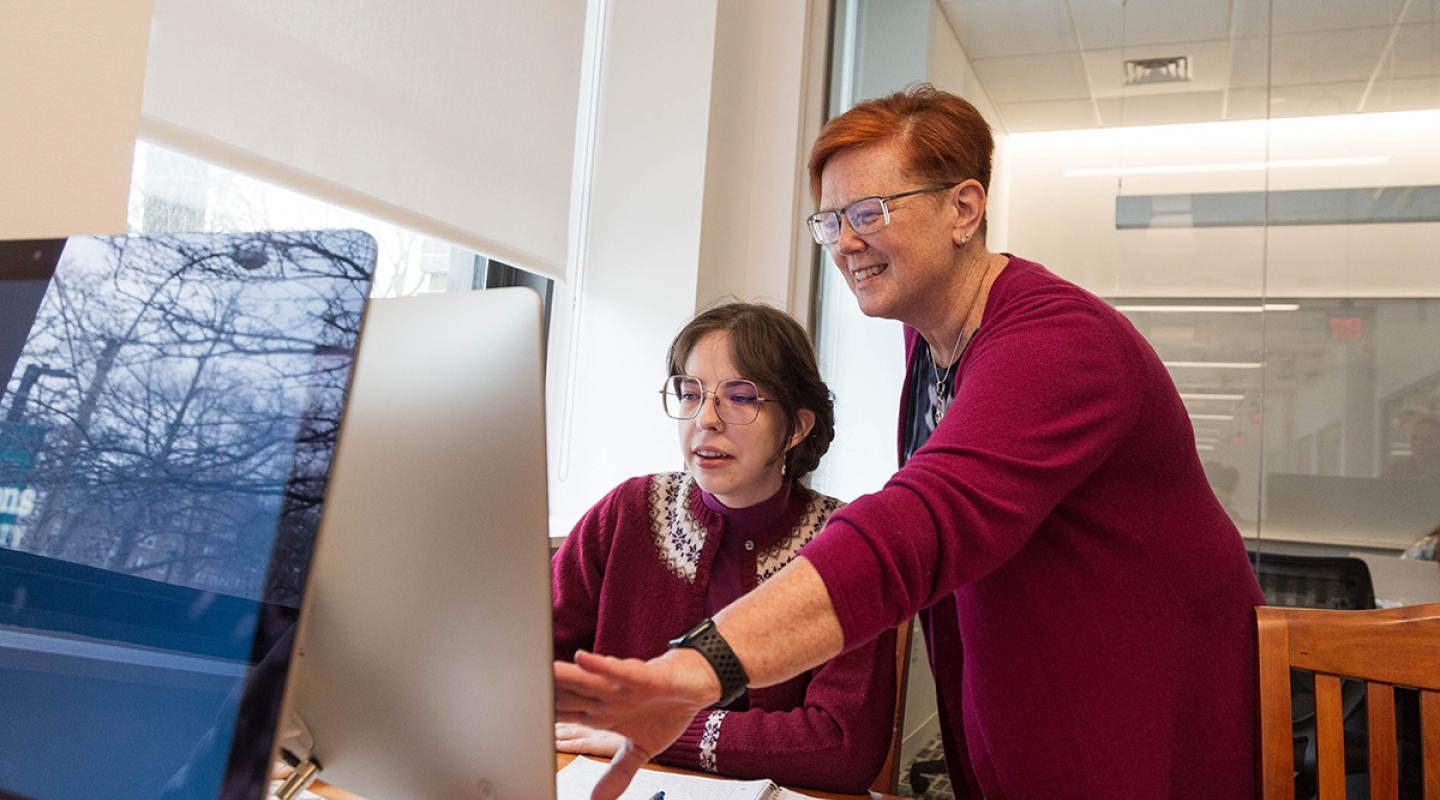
[933,404,944,425]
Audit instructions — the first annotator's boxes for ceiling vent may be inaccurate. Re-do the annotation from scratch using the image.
[1124,56,1191,86]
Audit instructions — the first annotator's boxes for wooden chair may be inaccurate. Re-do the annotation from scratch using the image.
[1257,603,1440,800]
[869,618,914,795]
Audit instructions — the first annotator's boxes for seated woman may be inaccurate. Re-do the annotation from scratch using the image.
[551,302,896,794]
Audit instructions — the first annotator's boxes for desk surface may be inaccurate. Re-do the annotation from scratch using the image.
[308,754,900,800]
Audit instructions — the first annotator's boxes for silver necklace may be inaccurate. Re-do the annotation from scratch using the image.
[929,278,987,425]
[931,326,976,425]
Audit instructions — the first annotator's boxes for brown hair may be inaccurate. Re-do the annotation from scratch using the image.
[665,302,834,481]
[808,83,994,235]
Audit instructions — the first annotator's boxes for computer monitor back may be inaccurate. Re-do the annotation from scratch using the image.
[284,287,554,800]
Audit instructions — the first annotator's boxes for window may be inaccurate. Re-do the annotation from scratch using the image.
[128,142,553,316]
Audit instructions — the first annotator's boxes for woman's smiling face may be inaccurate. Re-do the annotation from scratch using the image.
[819,138,963,326]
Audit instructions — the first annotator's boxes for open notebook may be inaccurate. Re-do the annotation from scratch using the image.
[557,756,825,800]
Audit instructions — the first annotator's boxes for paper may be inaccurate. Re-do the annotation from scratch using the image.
[556,755,821,800]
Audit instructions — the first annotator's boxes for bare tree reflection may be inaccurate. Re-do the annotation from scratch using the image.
[1,231,373,606]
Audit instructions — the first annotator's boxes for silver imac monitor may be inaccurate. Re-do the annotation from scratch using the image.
[280,288,555,800]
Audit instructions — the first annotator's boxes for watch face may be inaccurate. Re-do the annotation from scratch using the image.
[670,618,714,648]
[687,619,715,639]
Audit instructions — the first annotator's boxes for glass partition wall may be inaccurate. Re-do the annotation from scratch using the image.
[814,1,1439,581]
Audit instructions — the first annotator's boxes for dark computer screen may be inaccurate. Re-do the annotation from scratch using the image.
[0,231,374,800]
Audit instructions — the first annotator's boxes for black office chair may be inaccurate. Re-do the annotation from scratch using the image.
[1250,550,1376,611]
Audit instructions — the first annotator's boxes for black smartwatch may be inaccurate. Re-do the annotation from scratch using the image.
[668,617,749,707]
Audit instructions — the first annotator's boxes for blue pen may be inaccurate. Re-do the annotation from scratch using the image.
[648,793,665,800]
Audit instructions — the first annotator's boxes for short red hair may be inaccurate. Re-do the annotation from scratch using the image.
[808,84,994,233]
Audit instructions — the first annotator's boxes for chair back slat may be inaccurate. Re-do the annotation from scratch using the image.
[1258,608,1297,800]
[1316,673,1346,800]
[1366,682,1398,800]
[1258,603,1440,800]
[1424,690,1440,800]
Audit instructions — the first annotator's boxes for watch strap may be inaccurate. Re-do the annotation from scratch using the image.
[670,619,749,707]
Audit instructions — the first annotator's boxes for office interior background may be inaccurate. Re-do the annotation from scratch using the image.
[5,0,1439,773]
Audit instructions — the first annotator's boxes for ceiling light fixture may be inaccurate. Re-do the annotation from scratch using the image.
[1164,361,1264,369]
[1180,393,1247,401]
[1114,304,1300,313]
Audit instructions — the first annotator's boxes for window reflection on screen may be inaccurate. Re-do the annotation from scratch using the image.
[0,230,374,800]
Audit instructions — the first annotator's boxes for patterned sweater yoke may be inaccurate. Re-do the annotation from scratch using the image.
[646,471,843,585]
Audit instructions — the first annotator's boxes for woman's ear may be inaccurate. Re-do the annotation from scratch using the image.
[787,409,817,452]
[949,178,988,247]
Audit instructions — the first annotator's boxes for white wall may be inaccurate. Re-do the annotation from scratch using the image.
[696,1,826,312]
[545,0,718,537]
[0,0,153,238]
[546,0,829,536]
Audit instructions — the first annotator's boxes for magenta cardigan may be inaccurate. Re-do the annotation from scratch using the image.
[552,473,897,793]
[802,257,1265,799]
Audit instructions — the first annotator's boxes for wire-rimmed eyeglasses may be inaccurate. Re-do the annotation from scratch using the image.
[805,183,958,246]
[660,375,772,425]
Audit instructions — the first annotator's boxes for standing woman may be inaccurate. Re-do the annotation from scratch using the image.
[556,86,1265,800]
[550,302,896,795]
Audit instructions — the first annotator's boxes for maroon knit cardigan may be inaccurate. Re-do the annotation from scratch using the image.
[803,257,1266,799]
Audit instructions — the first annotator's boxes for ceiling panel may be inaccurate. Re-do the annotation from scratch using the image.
[1267,81,1368,118]
[1270,0,1409,35]
[1068,0,1231,50]
[1269,26,1393,86]
[939,0,1076,59]
[1390,22,1440,80]
[995,98,1098,131]
[1097,90,1227,127]
[1359,75,1440,114]
[1230,0,1272,39]
[1227,35,1271,90]
[931,0,1440,131]
[1223,87,1272,121]
[972,51,1093,102]
[1225,77,1440,121]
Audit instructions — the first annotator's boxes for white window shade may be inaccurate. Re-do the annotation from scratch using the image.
[140,0,585,281]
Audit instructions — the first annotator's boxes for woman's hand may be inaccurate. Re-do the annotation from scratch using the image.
[554,722,625,757]
[555,648,721,800]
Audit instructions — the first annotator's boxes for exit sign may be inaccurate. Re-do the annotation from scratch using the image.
[1330,317,1364,340]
